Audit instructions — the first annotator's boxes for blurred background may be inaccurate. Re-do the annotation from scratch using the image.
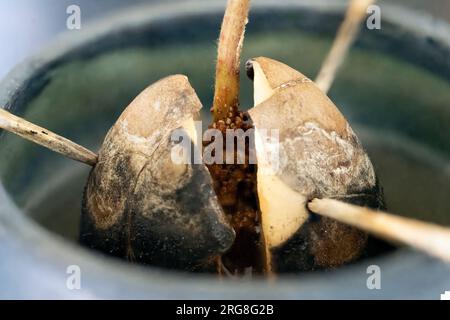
[0,0,450,79]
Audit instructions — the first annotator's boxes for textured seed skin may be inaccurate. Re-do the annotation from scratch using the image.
[80,75,234,271]
[248,58,387,272]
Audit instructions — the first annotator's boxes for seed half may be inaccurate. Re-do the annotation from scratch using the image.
[81,75,235,271]
[247,57,383,272]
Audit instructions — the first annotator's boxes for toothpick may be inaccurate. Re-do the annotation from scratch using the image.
[0,108,98,166]
[315,0,376,93]
[308,198,450,263]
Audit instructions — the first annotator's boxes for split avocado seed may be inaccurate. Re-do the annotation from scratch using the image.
[81,57,385,275]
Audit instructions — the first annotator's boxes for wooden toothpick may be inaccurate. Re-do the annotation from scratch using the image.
[0,108,98,166]
[308,198,450,263]
[315,0,376,93]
